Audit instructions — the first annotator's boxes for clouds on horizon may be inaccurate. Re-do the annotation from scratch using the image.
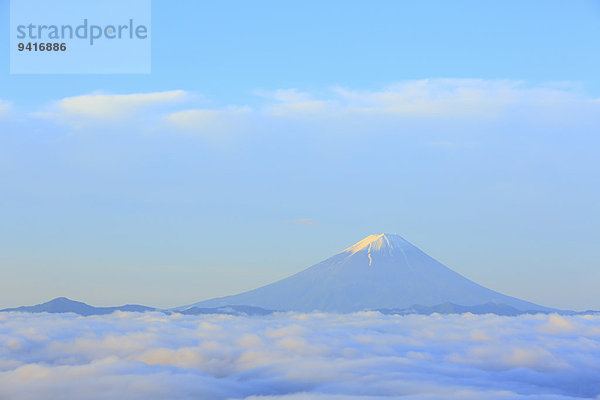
[8,79,599,134]
[179,79,599,133]
[0,312,598,400]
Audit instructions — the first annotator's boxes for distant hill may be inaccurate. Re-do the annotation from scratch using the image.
[0,297,274,317]
[2,297,594,317]
[0,297,155,316]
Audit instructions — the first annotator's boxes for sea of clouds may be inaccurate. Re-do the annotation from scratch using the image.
[0,311,599,400]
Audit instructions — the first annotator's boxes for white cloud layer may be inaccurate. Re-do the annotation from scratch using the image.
[0,312,598,400]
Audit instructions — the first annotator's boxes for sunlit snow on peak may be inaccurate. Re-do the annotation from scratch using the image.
[342,233,410,255]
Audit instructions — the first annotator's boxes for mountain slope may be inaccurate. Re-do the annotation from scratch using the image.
[183,233,551,313]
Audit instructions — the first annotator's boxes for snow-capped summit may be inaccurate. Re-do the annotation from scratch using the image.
[343,233,408,252]
[182,234,551,313]
[342,233,411,263]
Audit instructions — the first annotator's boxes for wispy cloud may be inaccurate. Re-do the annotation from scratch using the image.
[37,90,189,127]
[256,88,313,103]
[58,90,188,118]
[256,89,332,117]
[0,312,598,399]
[0,99,12,117]
[164,106,251,135]
[261,79,595,119]
[428,140,458,149]
[286,218,322,226]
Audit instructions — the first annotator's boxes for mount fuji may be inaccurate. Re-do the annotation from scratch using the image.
[182,233,551,313]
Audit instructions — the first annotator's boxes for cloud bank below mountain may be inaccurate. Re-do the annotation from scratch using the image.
[0,312,598,399]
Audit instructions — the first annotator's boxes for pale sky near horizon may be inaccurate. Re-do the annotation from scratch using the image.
[1,0,599,310]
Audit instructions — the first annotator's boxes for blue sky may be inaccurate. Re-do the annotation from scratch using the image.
[0,0,599,310]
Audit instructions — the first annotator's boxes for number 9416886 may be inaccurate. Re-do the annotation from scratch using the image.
[18,43,67,52]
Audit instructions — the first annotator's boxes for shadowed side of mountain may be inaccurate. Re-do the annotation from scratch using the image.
[0,297,156,316]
